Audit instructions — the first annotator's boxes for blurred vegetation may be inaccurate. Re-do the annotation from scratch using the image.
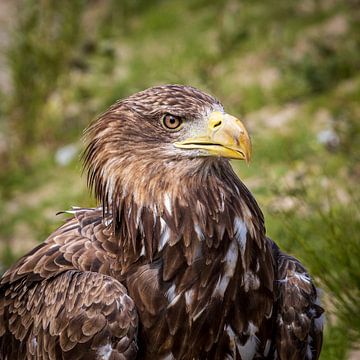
[0,0,359,358]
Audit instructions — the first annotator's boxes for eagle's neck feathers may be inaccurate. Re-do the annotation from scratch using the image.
[103,158,266,272]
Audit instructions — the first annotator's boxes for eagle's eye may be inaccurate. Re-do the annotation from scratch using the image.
[161,114,183,131]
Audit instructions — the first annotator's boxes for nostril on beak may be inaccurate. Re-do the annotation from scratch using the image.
[208,111,224,131]
[212,120,222,129]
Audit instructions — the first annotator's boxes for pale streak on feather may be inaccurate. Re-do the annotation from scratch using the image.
[293,271,311,283]
[152,205,158,226]
[247,321,258,336]
[194,224,204,241]
[226,322,259,360]
[212,241,238,297]
[234,216,247,265]
[103,217,112,227]
[241,204,255,237]
[160,353,175,360]
[192,307,206,322]
[158,218,170,251]
[219,190,225,212]
[234,184,240,196]
[101,159,118,202]
[185,288,195,309]
[31,337,37,350]
[164,192,172,215]
[97,343,112,360]
[234,217,247,248]
[278,271,312,286]
[166,281,182,307]
[236,322,259,360]
[135,205,143,227]
[263,339,271,357]
[166,284,177,302]
[168,293,182,307]
[266,305,273,319]
[62,210,77,215]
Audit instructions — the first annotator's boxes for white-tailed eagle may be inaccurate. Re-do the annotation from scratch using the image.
[0,85,323,359]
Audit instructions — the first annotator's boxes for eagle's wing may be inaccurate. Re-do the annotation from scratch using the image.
[0,208,121,286]
[269,238,324,360]
[0,271,138,359]
[0,208,138,359]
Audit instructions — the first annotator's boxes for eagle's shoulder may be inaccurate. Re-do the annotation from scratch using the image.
[0,207,118,287]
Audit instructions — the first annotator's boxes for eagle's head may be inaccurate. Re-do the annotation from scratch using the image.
[83,85,251,215]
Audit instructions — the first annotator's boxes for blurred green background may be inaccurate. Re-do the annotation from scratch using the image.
[0,0,359,358]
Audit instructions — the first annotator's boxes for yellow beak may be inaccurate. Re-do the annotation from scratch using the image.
[174,111,251,162]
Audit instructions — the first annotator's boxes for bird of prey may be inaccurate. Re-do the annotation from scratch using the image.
[0,85,323,359]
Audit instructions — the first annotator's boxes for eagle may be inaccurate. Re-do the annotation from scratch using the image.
[0,85,323,359]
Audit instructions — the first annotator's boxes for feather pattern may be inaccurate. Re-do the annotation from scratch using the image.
[0,85,323,359]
